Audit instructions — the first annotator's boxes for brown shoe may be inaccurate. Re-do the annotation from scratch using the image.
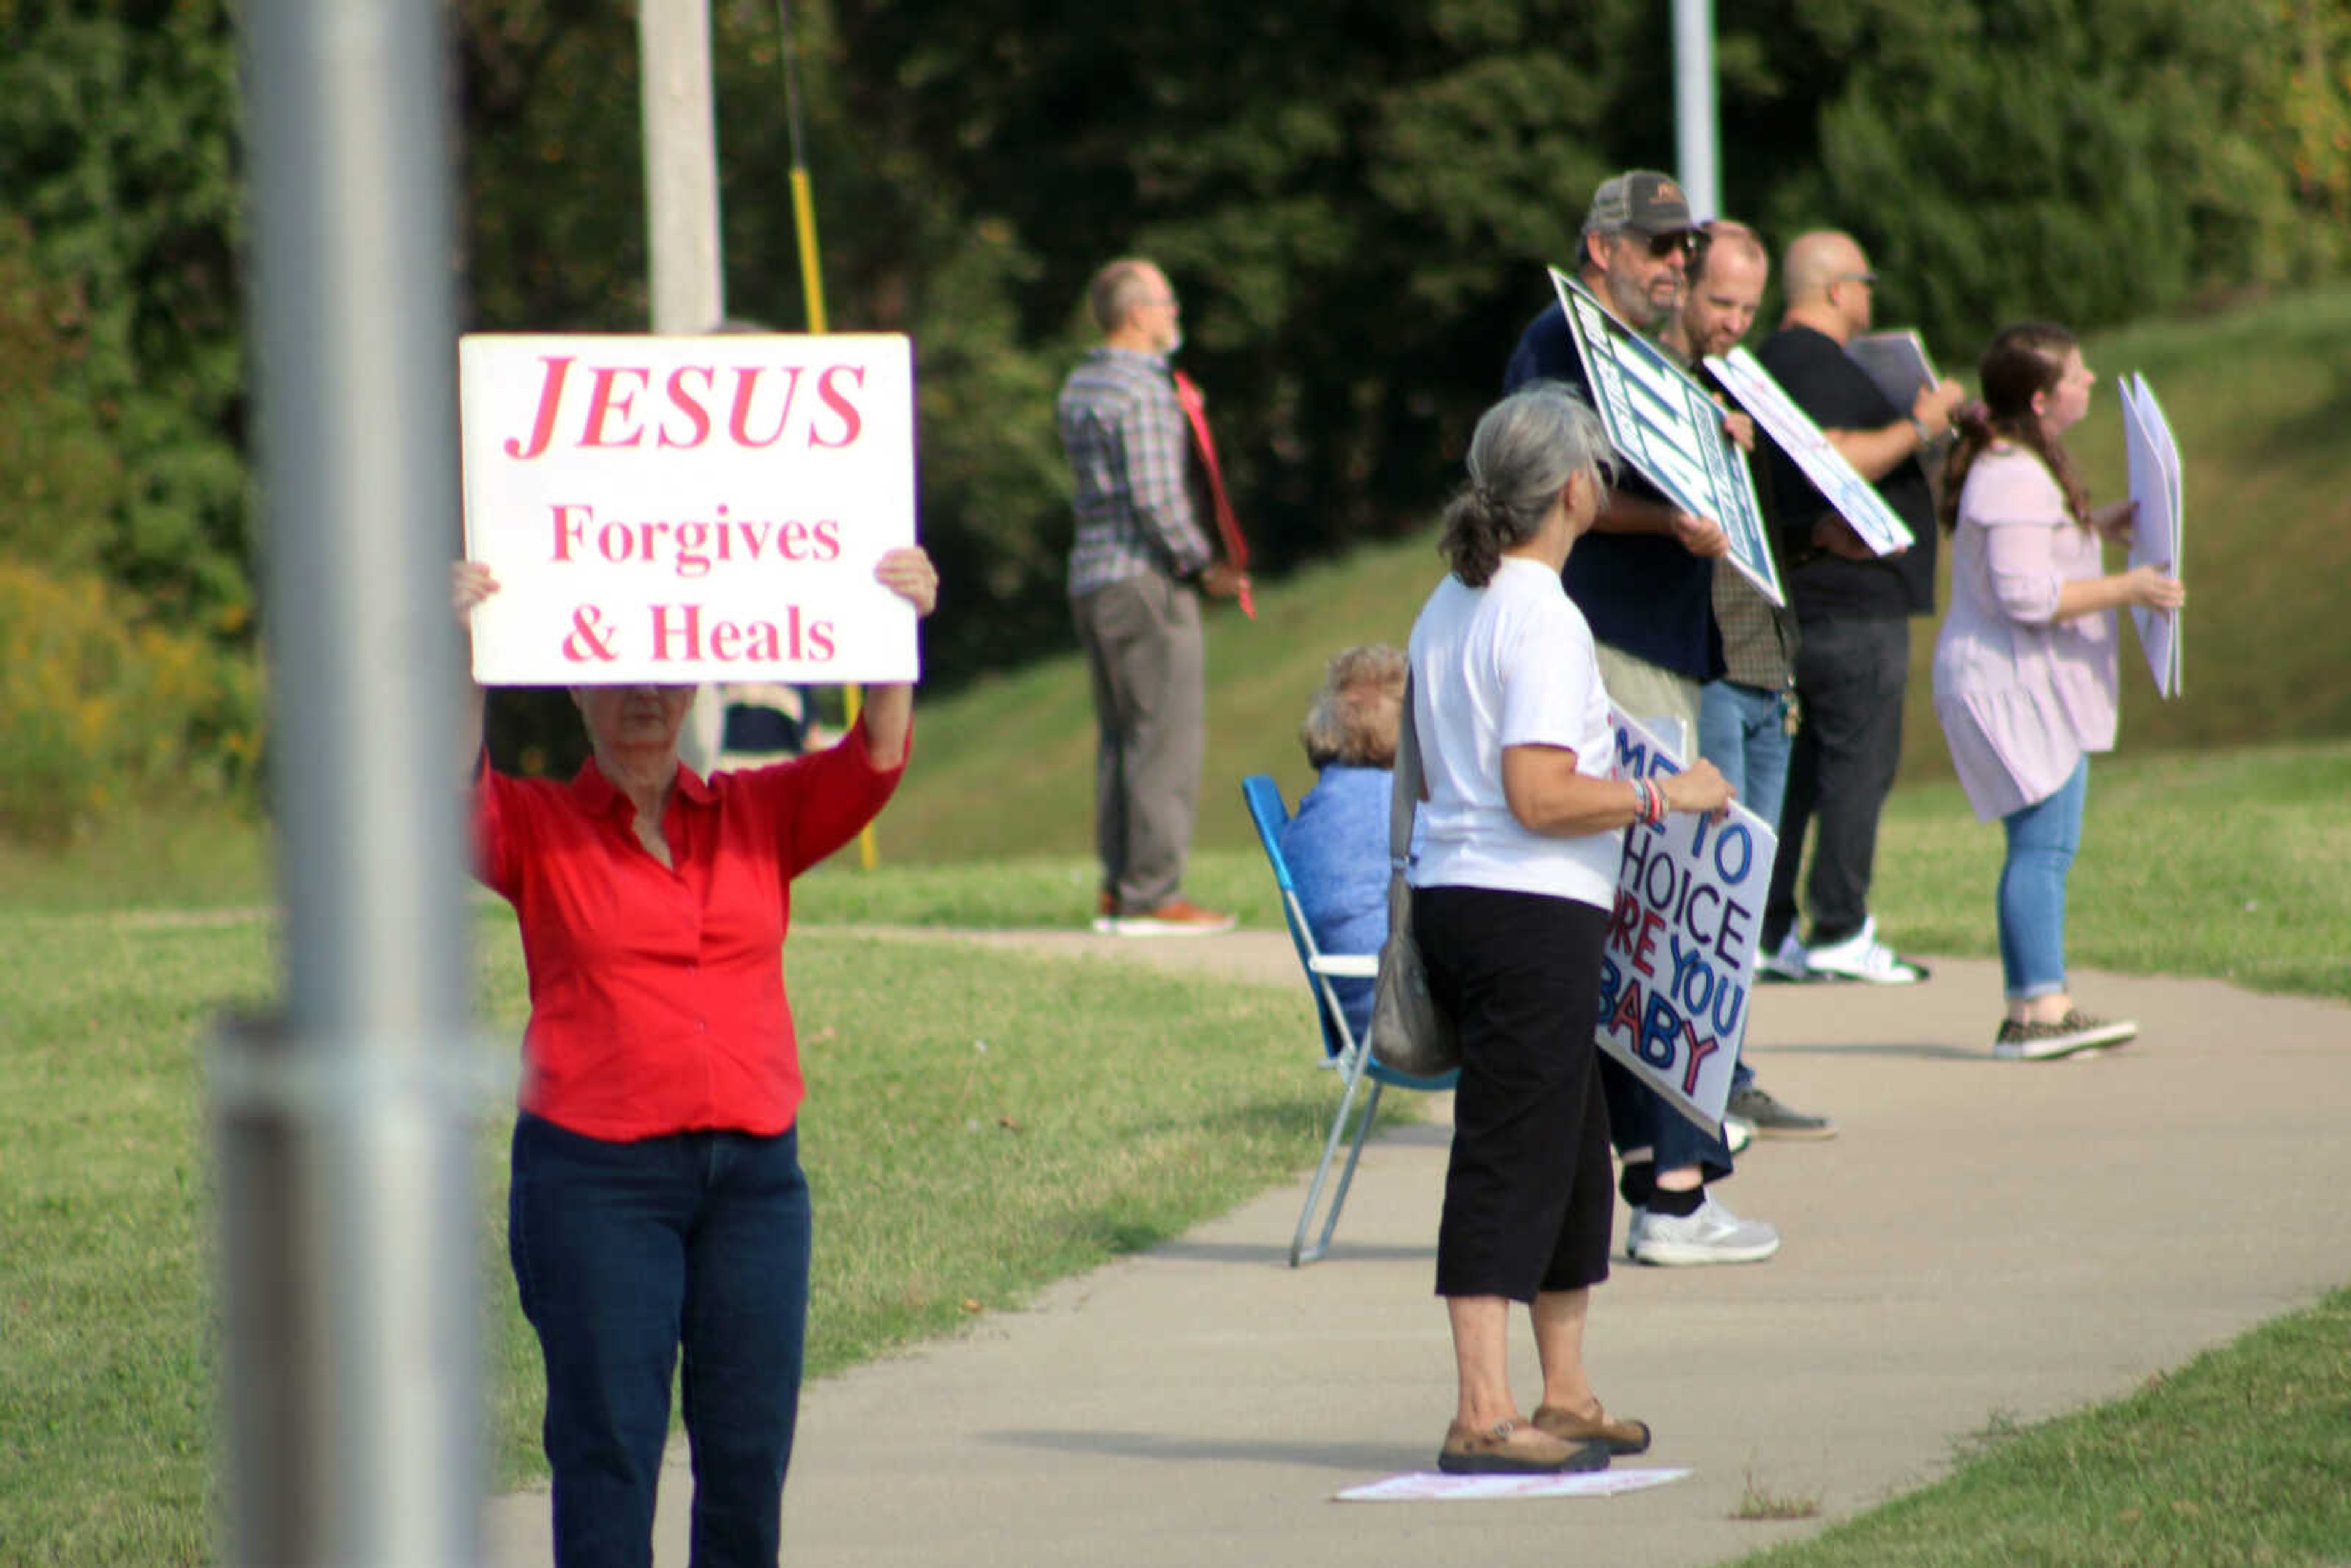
[1111,898,1237,937]
[1532,1400,1652,1455]
[1437,1419,1610,1476]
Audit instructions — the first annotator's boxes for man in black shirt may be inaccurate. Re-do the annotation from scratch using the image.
[1753,231,1965,983]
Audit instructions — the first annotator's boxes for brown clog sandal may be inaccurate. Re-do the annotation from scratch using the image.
[1437,1418,1612,1475]
[1532,1400,1652,1455]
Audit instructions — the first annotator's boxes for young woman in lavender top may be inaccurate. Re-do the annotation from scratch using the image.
[1932,323,2184,1060]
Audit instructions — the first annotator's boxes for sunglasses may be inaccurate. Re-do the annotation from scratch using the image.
[1837,271,1879,288]
[1639,230,1700,260]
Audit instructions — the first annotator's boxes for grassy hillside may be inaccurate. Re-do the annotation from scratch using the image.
[880,283,2351,866]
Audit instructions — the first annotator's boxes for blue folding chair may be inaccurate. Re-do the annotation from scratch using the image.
[1241,774,1458,1266]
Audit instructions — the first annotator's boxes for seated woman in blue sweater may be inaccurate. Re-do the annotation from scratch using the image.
[1277,644,1406,1048]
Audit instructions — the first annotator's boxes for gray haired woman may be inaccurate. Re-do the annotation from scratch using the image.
[1406,383,1732,1473]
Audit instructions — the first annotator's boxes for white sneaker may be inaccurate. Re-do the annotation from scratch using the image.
[1756,931,1812,983]
[1622,1206,1647,1262]
[1799,916,1929,985]
[1723,1115,1755,1155]
[1630,1194,1782,1266]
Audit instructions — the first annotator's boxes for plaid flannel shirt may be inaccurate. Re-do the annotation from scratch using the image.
[1712,563,1797,691]
[1058,348,1215,596]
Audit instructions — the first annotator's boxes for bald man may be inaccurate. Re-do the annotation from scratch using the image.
[1752,231,1965,985]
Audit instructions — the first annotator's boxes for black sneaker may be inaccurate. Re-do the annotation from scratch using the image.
[1725,1082,1837,1140]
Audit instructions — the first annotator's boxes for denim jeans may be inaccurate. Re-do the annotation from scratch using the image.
[1998,757,2089,999]
[1698,679,1793,846]
[1699,676,1792,1098]
[509,1114,812,1568]
[1601,1056,1733,1182]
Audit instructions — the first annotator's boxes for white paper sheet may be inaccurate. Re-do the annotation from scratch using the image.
[1337,1467,1695,1503]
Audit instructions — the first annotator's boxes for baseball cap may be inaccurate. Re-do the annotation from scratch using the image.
[1585,171,1694,237]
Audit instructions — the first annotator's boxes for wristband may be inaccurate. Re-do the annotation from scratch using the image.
[1908,413,1934,445]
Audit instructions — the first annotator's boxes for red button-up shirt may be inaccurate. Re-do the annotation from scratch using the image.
[471,721,906,1141]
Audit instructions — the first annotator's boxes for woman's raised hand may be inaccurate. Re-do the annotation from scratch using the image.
[1664,757,1736,821]
[452,560,500,627]
[2121,563,2185,613]
[874,547,940,617]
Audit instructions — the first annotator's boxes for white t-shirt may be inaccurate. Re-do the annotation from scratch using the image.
[1406,555,1621,908]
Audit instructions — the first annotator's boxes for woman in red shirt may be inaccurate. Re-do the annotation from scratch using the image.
[454,548,936,1567]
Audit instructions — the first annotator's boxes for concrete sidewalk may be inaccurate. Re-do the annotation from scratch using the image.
[484,935,2351,1567]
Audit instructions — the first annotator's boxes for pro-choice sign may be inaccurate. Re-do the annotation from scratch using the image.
[458,332,918,685]
[1548,268,1783,608]
[1597,709,1777,1134]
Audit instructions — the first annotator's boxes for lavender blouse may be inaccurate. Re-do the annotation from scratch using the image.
[1931,448,2120,822]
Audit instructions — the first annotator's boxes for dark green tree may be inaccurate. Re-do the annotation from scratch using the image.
[0,0,246,628]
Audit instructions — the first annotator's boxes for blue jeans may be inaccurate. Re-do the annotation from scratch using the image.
[1698,679,1793,845]
[1998,757,2088,1000]
[509,1114,812,1568]
[1698,677,1793,1098]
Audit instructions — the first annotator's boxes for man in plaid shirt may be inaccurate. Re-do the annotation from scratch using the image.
[1662,220,1839,1144]
[1059,257,1248,935]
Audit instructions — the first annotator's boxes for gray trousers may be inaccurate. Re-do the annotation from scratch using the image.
[1072,572,1204,913]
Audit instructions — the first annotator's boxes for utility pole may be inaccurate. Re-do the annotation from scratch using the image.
[1673,0,1722,219]
[219,2,482,1563]
[639,0,729,770]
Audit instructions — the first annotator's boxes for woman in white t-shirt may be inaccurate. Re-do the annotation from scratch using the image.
[1408,383,1731,1475]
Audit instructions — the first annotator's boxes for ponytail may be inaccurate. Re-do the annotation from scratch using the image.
[1439,383,1615,587]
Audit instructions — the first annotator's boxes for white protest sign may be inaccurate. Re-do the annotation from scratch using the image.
[1847,329,1938,414]
[1707,345,1915,557]
[1597,709,1775,1135]
[2120,372,2184,697]
[1548,269,1783,608]
[459,332,918,685]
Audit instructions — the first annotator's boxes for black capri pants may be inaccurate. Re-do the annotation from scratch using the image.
[1413,883,1614,1301]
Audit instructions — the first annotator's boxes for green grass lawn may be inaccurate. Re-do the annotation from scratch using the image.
[798,737,2351,1003]
[0,911,1329,1567]
[1731,1288,2351,1568]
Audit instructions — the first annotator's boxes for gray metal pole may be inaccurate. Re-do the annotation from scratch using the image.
[220,2,482,1564]
[640,0,729,771]
[1673,0,1722,220]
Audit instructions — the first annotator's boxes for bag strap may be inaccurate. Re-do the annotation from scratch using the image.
[1390,671,1425,871]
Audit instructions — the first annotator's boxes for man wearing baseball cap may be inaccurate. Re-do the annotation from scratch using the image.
[1504,171,1731,750]
[1503,173,1782,1270]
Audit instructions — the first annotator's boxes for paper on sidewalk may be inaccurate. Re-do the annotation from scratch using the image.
[1337,1467,1694,1502]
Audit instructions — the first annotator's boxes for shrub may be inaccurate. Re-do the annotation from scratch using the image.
[0,557,262,841]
